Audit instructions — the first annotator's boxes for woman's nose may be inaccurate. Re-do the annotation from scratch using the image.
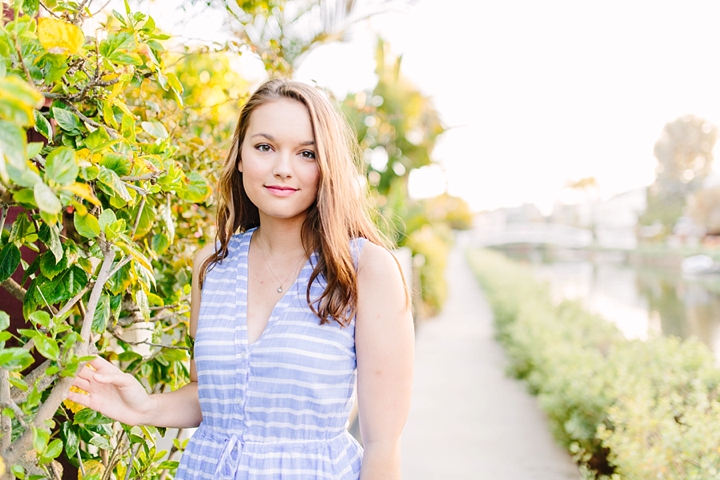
[273,151,293,178]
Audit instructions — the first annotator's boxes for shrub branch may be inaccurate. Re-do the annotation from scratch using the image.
[10,360,53,405]
[4,244,117,465]
[0,369,11,451]
[0,278,26,303]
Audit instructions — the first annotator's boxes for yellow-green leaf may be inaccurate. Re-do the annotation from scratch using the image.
[97,167,131,202]
[0,76,43,127]
[34,335,59,361]
[34,109,52,139]
[45,147,78,186]
[133,288,150,320]
[74,212,100,238]
[33,182,62,214]
[140,120,168,140]
[37,18,85,55]
[116,241,152,272]
[0,119,27,181]
[113,99,135,119]
[61,182,100,205]
[178,171,211,203]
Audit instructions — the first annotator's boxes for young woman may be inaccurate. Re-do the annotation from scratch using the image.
[69,78,415,479]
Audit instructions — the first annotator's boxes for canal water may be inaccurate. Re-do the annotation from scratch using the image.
[500,248,720,358]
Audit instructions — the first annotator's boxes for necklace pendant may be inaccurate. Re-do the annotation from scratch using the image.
[277,286,283,293]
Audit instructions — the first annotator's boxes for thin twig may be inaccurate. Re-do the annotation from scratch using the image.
[0,183,12,204]
[34,283,59,316]
[102,429,127,480]
[107,255,132,279]
[39,2,62,18]
[0,369,12,451]
[77,449,86,475]
[10,359,53,404]
[124,183,147,196]
[53,284,93,322]
[1,399,27,428]
[90,0,113,16]
[148,301,187,311]
[0,277,26,302]
[158,428,184,479]
[12,34,33,85]
[131,197,146,239]
[72,0,93,25]
[42,78,118,102]
[110,330,189,351]
[120,173,160,182]
[0,205,7,234]
[66,104,120,139]
[124,444,140,480]
[22,338,35,351]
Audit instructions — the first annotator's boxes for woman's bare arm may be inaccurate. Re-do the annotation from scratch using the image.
[68,244,214,428]
[355,243,415,479]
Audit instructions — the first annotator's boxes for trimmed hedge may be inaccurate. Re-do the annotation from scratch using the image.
[467,249,720,480]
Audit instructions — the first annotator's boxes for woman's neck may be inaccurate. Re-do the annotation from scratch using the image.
[253,215,306,256]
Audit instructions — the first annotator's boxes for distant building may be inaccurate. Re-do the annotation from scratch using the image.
[594,187,647,250]
[474,189,648,250]
[549,187,647,249]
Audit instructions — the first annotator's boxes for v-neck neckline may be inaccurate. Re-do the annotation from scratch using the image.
[242,228,310,347]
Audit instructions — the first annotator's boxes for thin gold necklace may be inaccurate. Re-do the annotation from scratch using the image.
[256,236,306,293]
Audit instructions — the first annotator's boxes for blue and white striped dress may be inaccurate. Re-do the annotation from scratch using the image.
[176,228,364,479]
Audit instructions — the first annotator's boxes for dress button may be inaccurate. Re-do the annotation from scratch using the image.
[239,351,248,359]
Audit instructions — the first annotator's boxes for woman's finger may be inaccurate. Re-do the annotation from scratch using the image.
[88,356,119,373]
[93,371,132,387]
[72,377,91,392]
[76,364,97,381]
[66,391,92,408]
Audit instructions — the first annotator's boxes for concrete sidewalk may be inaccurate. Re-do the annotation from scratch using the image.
[400,242,580,480]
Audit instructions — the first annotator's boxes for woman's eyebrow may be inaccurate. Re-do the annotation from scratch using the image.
[250,134,314,146]
[251,133,275,140]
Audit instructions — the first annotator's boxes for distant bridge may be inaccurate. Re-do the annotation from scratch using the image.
[472,223,593,249]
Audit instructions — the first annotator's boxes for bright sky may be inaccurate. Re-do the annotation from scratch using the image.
[117,0,720,213]
[298,0,720,213]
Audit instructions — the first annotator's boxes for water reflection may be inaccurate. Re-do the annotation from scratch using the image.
[504,248,720,358]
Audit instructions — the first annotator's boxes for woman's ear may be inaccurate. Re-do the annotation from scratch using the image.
[237,153,243,173]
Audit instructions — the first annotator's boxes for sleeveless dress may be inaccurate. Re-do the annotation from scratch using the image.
[176,228,365,479]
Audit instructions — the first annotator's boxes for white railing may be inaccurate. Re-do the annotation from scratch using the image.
[472,223,593,249]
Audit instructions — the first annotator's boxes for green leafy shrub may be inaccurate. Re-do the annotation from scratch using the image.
[467,248,720,479]
[405,223,451,317]
[0,1,220,477]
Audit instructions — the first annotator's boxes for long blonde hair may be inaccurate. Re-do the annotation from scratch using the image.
[201,78,390,326]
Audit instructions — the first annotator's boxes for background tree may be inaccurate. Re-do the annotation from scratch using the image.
[342,38,444,239]
[342,38,450,316]
[688,186,720,236]
[640,115,718,234]
[183,0,405,75]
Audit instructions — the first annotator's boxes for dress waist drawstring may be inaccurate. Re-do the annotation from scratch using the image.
[215,435,242,479]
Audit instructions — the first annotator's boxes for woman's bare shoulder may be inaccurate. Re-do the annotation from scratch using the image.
[357,241,396,272]
[357,241,406,295]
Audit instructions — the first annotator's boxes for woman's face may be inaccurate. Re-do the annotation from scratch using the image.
[239,98,320,223]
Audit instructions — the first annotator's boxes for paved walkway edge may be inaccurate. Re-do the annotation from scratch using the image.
[400,239,580,480]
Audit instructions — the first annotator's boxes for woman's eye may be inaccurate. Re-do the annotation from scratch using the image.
[256,144,271,152]
[300,150,316,159]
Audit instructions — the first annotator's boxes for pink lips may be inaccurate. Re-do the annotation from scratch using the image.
[266,185,298,197]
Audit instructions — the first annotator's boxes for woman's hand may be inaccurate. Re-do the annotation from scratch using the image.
[68,357,155,426]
